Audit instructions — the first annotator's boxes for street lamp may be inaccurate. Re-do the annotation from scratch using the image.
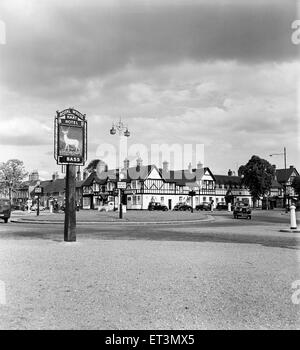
[110,118,131,137]
[269,147,287,210]
[110,118,131,218]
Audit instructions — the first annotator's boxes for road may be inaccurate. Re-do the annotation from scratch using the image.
[0,210,299,330]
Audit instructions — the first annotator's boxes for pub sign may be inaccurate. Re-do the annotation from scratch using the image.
[54,108,87,165]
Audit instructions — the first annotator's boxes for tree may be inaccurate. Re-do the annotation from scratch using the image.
[0,159,28,202]
[85,159,100,173]
[291,176,300,197]
[239,155,275,207]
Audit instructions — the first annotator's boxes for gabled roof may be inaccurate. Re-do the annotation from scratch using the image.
[271,179,282,189]
[82,165,159,186]
[276,167,299,183]
[42,179,66,194]
[159,167,214,186]
[214,175,242,186]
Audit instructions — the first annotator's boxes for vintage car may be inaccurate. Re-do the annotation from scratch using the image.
[0,198,11,223]
[216,202,228,210]
[148,202,168,211]
[195,202,211,211]
[173,203,193,211]
[233,202,251,219]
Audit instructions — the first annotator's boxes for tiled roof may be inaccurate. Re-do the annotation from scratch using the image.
[82,165,157,186]
[276,167,298,183]
[214,175,242,186]
[159,167,213,186]
[271,179,282,189]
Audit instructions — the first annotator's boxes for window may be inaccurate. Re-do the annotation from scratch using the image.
[216,198,219,203]
[179,197,183,203]
[203,197,206,202]
[161,197,164,204]
[133,195,141,205]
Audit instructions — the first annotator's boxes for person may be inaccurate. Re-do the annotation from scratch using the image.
[210,199,214,211]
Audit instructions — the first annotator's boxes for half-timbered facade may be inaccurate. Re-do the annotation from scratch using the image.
[81,161,218,210]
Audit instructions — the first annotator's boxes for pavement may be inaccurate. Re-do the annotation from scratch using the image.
[0,210,299,330]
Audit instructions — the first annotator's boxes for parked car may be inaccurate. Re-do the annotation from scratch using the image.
[195,202,211,211]
[233,202,251,219]
[173,203,193,211]
[30,204,46,211]
[0,198,11,223]
[216,202,228,210]
[148,202,168,211]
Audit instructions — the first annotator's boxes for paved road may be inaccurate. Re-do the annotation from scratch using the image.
[0,211,299,330]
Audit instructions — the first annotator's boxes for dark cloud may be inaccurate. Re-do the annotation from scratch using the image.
[0,0,298,97]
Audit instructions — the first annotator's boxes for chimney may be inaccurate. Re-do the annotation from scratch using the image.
[76,167,81,181]
[228,169,233,176]
[123,158,130,170]
[29,170,39,182]
[83,170,88,180]
[188,162,192,173]
[197,161,203,170]
[96,160,107,174]
[290,165,294,169]
[136,156,143,167]
[52,171,59,181]
[163,160,169,173]
[272,165,277,180]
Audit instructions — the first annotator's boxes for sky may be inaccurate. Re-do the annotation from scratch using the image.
[0,0,299,180]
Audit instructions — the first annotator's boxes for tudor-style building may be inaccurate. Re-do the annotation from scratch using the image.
[81,158,217,210]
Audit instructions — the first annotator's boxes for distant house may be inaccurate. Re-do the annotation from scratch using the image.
[275,165,299,206]
[13,170,40,206]
[214,170,252,206]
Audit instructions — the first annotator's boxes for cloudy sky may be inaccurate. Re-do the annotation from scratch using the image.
[0,0,299,179]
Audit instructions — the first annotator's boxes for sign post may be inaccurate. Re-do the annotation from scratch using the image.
[34,185,43,216]
[54,108,87,242]
[117,178,126,219]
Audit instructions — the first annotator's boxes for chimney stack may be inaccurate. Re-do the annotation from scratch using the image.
[163,160,169,173]
[52,171,59,181]
[83,170,88,180]
[197,161,203,170]
[76,167,81,181]
[136,156,143,167]
[124,158,130,170]
[228,169,233,176]
[290,165,294,169]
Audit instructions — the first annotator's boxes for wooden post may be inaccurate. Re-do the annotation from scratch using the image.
[64,164,76,242]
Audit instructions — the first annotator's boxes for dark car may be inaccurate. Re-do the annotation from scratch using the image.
[216,202,228,210]
[0,198,11,223]
[195,202,211,211]
[173,203,193,211]
[233,202,251,219]
[148,202,168,211]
